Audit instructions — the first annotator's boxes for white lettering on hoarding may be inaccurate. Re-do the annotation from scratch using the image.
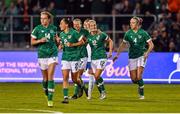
[0,61,38,74]
[104,60,130,77]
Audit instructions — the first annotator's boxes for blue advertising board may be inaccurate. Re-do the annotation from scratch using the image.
[0,51,180,84]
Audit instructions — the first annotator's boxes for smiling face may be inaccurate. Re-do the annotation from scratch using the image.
[73,20,81,31]
[89,20,97,32]
[83,20,90,30]
[59,19,69,31]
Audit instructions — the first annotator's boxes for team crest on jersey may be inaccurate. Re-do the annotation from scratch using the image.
[96,35,100,40]
[138,35,142,39]
[50,30,54,34]
[68,35,72,39]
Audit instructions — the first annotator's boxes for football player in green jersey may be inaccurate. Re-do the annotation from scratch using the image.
[83,18,95,99]
[83,18,90,31]
[87,20,113,100]
[113,17,154,99]
[31,11,58,107]
[70,18,89,99]
[58,18,86,103]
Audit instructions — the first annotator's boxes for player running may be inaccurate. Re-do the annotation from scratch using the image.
[113,16,154,99]
[31,11,58,107]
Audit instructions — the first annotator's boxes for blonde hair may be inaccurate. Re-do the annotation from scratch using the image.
[89,20,98,32]
[89,19,97,25]
[40,11,53,22]
[73,18,82,25]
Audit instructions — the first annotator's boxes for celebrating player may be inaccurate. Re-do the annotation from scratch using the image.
[58,18,85,103]
[31,11,58,107]
[70,18,89,99]
[87,20,113,99]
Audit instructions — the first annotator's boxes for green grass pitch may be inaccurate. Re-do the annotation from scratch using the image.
[0,83,180,113]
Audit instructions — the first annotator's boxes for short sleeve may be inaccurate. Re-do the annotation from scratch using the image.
[144,31,151,42]
[123,32,128,43]
[74,30,83,41]
[31,27,38,39]
[101,32,109,41]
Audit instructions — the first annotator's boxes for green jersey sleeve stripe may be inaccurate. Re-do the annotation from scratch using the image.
[105,36,109,40]
[31,34,37,39]
[146,38,152,43]
[78,35,83,41]
[123,39,127,43]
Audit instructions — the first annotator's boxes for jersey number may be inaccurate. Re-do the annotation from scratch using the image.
[92,40,97,46]
[45,33,50,41]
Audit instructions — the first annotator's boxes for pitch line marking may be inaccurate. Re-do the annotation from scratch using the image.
[0,108,63,113]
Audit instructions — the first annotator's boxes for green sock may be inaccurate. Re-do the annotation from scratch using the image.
[77,79,85,89]
[96,77,105,93]
[63,88,68,98]
[48,80,55,101]
[80,79,87,89]
[42,80,48,96]
[138,79,144,96]
[74,84,78,96]
[132,80,138,84]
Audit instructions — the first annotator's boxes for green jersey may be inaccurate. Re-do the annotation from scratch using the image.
[77,28,89,58]
[31,24,58,58]
[60,28,83,61]
[87,32,109,60]
[123,28,151,59]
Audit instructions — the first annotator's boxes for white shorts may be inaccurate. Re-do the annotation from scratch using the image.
[38,57,58,70]
[91,59,107,73]
[128,56,147,71]
[61,60,79,73]
[79,57,88,70]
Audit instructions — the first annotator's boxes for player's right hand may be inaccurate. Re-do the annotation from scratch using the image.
[112,56,118,62]
[39,37,47,43]
[58,44,63,50]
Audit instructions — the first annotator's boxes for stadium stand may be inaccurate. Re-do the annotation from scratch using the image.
[0,0,179,51]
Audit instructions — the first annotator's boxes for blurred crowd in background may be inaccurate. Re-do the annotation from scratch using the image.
[0,0,179,52]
